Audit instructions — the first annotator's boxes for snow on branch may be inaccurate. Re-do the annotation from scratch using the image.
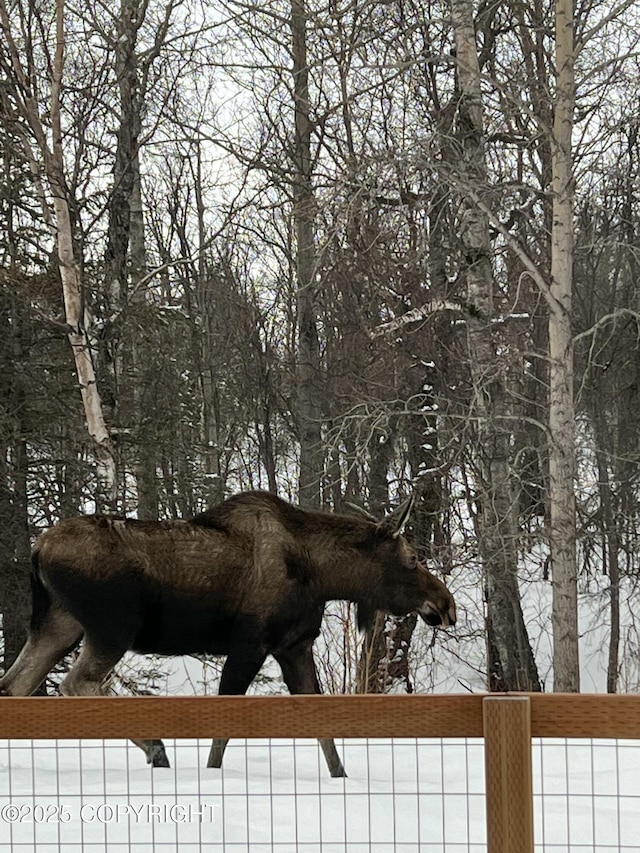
[371,300,469,338]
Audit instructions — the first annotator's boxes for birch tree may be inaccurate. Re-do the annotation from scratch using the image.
[548,0,579,692]
[450,0,540,691]
[0,0,116,504]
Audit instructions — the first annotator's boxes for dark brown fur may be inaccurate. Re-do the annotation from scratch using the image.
[0,491,456,776]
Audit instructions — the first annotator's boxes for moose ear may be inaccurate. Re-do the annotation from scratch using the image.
[377,494,415,539]
[342,501,377,523]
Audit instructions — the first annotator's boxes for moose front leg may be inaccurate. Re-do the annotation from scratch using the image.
[274,641,347,778]
[207,647,268,769]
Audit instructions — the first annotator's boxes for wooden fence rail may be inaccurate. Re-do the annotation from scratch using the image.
[2,692,640,853]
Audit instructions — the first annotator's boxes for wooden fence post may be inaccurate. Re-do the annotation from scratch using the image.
[483,695,534,853]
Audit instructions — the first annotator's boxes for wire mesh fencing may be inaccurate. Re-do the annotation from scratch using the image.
[0,736,487,853]
[2,694,640,852]
[532,737,640,852]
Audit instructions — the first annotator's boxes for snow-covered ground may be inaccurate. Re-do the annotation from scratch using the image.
[3,556,640,851]
[2,732,640,852]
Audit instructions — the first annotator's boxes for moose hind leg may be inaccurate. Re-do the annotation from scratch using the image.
[318,738,346,778]
[60,636,170,769]
[275,642,347,778]
[59,635,124,697]
[0,605,82,697]
[207,647,268,769]
[207,739,226,769]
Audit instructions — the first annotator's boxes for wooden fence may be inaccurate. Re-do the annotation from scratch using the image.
[2,692,640,852]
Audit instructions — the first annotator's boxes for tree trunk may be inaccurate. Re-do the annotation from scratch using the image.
[355,424,395,694]
[0,0,118,505]
[194,145,224,509]
[105,0,160,518]
[51,0,116,506]
[291,0,323,507]
[549,0,579,692]
[55,200,116,505]
[0,299,31,670]
[600,456,620,694]
[130,165,159,519]
[450,0,540,692]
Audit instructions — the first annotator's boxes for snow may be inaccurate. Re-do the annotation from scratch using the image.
[2,552,639,851]
[2,733,640,851]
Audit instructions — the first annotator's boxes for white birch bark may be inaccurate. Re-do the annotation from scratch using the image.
[549,0,579,692]
[450,0,540,691]
[0,0,116,502]
[52,0,116,502]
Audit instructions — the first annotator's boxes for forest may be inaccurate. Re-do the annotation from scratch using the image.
[0,0,639,700]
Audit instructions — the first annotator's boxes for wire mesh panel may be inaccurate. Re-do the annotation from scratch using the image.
[0,737,486,853]
[532,738,640,852]
[4,695,640,851]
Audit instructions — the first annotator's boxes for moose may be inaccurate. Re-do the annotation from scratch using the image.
[0,490,456,776]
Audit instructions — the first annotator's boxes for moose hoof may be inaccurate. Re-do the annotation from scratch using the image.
[206,752,223,768]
